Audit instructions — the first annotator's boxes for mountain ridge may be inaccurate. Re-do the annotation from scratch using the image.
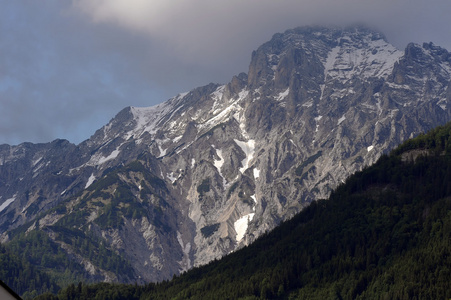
[1,25,451,287]
[36,118,451,300]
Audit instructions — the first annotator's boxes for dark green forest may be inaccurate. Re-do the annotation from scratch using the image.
[0,241,60,299]
[3,122,451,299]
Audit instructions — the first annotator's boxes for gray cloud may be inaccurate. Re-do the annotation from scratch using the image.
[1,0,450,145]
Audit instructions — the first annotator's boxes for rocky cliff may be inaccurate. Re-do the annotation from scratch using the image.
[1,26,451,283]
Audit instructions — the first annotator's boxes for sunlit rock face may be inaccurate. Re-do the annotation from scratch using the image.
[1,26,451,283]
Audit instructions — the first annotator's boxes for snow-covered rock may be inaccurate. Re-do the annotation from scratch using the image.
[1,25,451,284]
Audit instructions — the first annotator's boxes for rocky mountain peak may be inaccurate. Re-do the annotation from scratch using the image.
[1,25,451,284]
[248,26,399,89]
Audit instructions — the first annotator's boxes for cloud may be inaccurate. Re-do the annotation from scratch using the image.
[71,0,451,71]
[73,0,182,32]
[1,0,450,145]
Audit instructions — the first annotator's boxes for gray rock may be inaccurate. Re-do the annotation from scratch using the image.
[1,25,451,283]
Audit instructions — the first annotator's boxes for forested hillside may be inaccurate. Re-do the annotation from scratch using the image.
[0,242,60,299]
[3,27,451,285]
[29,122,451,299]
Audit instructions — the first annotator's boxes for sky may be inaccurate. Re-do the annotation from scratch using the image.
[1,0,451,146]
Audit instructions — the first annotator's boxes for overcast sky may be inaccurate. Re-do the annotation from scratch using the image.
[1,0,451,145]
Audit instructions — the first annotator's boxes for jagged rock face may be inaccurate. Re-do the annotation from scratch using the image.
[1,26,451,283]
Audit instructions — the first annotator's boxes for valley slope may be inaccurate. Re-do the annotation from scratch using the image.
[1,26,451,285]
[39,114,451,299]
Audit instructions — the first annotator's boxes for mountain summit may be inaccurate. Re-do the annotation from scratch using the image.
[1,26,451,284]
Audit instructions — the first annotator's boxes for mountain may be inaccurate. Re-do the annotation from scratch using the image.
[1,25,451,287]
[37,118,451,300]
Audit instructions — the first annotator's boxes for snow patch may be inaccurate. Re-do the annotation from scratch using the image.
[337,115,346,125]
[88,149,120,166]
[33,159,48,174]
[323,38,402,83]
[324,46,340,79]
[253,168,260,179]
[367,145,374,152]
[234,213,255,242]
[198,90,245,134]
[32,156,43,167]
[250,194,257,211]
[276,88,290,101]
[389,109,399,118]
[234,139,255,173]
[129,96,184,139]
[155,139,169,157]
[302,100,313,107]
[213,148,225,170]
[238,89,249,100]
[314,115,322,133]
[213,147,227,188]
[130,105,166,137]
[172,135,183,143]
[0,196,15,213]
[437,99,447,111]
[386,82,411,90]
[85,173,96,189]
[98,149,120,165]
[177,92,189,99]
[191,158,196,168]
[236,111,249,140]
[167,172,177,183]
[210,85,226,113]
[211,85,225,101]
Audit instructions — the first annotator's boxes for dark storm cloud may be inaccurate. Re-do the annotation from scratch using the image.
[0,1,172,145]
[1,0,450,145]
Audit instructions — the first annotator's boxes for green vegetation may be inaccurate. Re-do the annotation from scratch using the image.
[25,203,40,217]
[6,230,86,285]
[197,179,211,196]
[33,123,451,299]
[49,226,135,279]
[391,122,451,156]
[227,181,239,199]
[0,157,173,298]
[4,228,135,297]
[201,223,220,238]
[34,282,144,300]
[56,159,169,230]
[0,242,60,299]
